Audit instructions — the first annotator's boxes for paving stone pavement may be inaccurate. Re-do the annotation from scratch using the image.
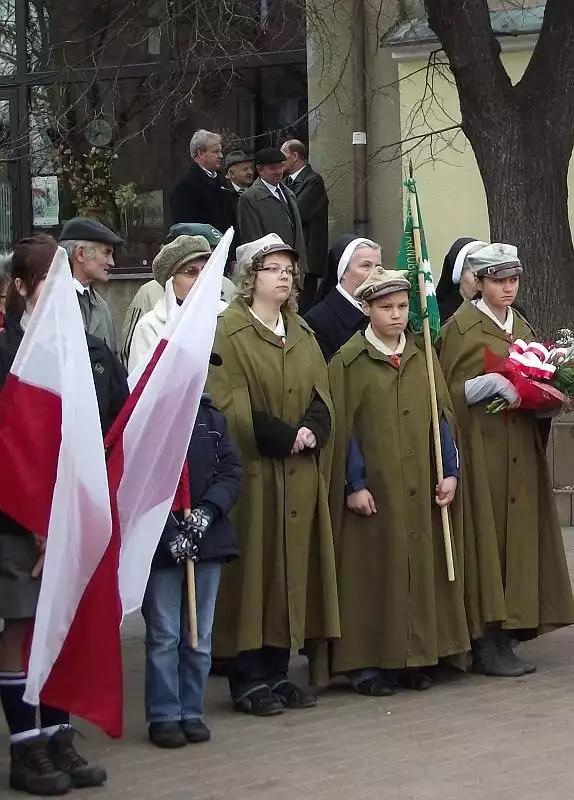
[2,531,574,799]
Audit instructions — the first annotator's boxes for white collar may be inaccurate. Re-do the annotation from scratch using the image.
[20,311,32,331]
[473,297,514,334]
[200,165,218,179]
[289,166,306,182]
[231,181,243,193]
[74,277,89,295]
[365,324,406,356]
[249,307,286,338]
[261,178,283,197]
[336,282,365,313]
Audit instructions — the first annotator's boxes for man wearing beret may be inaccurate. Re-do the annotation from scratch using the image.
[59,217,122,352]
[237,148,307,302]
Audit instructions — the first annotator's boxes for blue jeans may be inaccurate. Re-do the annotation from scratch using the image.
[142,561,222,723]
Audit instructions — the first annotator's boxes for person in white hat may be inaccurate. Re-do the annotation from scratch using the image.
[206,233,340,716]
[326,265,468,696]
[439,243,574,677]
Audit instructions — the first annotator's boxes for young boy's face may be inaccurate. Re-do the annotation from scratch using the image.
[363,290,409,339]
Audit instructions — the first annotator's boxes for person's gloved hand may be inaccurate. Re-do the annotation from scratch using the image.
[182,506,215,540]
[168,529,200,564]
[464,373,519,406]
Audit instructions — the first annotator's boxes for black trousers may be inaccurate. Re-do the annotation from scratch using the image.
[228,646,290,700]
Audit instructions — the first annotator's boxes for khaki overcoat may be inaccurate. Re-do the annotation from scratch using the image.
[439,302,574,638]
[327,331,469,673]
[207,298,340,661]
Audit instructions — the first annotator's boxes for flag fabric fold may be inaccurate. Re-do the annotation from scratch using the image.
[106,227,232,616]
[396,178,441,342]
[0,247,120,734]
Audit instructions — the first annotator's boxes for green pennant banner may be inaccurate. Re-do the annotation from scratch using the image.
[396,178,441,343]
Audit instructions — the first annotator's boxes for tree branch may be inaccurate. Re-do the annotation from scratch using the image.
[517,0,574,134]
[423,0,513,129]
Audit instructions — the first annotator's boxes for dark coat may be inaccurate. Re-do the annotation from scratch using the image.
[154,395,242,569]
[288,165,329,277]
[304,287,367,362]
[237,178,307,274]
[170,162,236,232]
[0,314,128,437]
[169,162,239,263]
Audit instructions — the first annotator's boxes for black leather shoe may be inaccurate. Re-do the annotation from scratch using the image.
[233,686,284,716]
[180,720,211,743]
[472,636,525,677]
[270,680,317,709]
[355,672,396,697]
[148,722,187,749]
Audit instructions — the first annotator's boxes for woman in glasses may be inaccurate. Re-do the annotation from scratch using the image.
[207,233,339,717]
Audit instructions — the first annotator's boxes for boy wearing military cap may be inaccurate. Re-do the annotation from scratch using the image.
[327,266,469,696]
[237,148,307,290]
[439,243,574,677]
[59,217,123,352]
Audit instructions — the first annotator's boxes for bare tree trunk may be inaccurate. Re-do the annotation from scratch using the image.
[469,114,574,337]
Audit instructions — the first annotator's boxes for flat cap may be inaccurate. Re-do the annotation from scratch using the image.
[354,266,411,302]
[165,223,222,248]
[467,243,523,279]
[254,147,286,165]
[224,150,252,171]
[152,235,211,288]
[59,217,123,246]
[236,233,298,274]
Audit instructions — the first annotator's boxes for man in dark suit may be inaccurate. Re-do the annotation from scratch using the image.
[281,140,329,310]
[169,129,237,266]
[237,147,309,304]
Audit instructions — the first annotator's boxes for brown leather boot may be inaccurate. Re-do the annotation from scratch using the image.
[47,727,107,788]
[9,734,72,796]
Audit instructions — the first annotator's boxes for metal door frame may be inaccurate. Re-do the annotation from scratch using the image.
[0,87,23,246]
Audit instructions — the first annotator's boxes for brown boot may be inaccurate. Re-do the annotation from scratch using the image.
[47,727,107,788]
[9,734,72,796]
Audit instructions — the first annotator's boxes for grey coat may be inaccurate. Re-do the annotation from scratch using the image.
[77,287,116,353]
[237,178,307,274]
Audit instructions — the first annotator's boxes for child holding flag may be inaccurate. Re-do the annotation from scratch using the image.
[327,266,469,695]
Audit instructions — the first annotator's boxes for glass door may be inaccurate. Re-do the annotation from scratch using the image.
[0,89,20,250]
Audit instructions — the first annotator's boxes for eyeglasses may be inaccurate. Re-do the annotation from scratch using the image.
[257,265,295,276]
[177,265,203,278]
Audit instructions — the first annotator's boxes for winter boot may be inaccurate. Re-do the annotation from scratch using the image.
[47,727,107,788]
[472,633,525,677]
[497,632,537,675]
[9,735,72,796]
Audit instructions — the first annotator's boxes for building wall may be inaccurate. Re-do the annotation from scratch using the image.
[306,0,403,258]
[395,42,574,276]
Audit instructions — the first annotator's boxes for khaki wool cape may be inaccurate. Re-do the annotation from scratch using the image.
[439,301,574,639]
[327,330,469,674]
[206,298,340,663]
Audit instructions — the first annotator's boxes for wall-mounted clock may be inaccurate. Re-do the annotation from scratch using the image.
[85,118,114,147]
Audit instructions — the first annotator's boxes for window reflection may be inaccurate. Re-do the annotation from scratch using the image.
[0,0,16,75]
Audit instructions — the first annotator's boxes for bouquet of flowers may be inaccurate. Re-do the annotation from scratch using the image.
[485,339,574,414]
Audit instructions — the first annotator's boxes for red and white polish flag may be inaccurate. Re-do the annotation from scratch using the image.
[107,228,232,616]
[0,247,120,733]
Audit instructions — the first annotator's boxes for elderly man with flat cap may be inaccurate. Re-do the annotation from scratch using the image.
[237,148,308,304]
[59,217,122,352]
[224,150,254,197]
